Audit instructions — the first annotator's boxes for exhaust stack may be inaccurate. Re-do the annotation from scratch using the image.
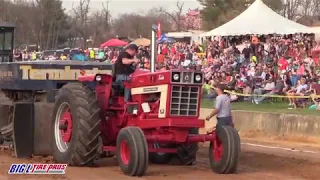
[151,24,158,73]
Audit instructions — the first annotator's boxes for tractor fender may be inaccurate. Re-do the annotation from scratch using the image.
[79,74,113,112]
[78,74,113,83]
[78,74,96,82]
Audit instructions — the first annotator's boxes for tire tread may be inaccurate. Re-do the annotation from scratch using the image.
[52,82,102,166]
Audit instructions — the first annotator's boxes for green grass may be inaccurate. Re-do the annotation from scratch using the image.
[201,99,320,116]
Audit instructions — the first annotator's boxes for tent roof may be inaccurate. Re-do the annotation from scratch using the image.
[202,0,314,36]
[130,38,150,46]
[100,39,128,47]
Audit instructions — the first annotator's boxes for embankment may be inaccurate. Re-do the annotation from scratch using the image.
[200,109,320,142]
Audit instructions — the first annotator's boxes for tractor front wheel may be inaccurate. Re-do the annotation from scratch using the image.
[209,126,240,174]
[51,83,102,166]
[116,126,148,176]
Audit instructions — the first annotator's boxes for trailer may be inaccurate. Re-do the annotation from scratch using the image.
[0,22,112,158]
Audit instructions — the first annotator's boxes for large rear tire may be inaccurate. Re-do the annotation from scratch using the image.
[209,126,240,174]
[51,83,102,166]
[116,126,148,176]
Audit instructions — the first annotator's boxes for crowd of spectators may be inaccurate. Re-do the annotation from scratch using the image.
[13,48,122,62]
[13,34,320,110]
[150,35,320,110]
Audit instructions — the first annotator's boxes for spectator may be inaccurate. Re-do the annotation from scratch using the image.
[254,77,285,104]
[286,78,308,108]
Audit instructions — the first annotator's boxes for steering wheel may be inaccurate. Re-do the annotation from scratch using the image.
[129,63,137,71]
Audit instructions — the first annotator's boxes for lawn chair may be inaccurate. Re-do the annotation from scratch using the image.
[310,84,320,108]
[294,84,320,108]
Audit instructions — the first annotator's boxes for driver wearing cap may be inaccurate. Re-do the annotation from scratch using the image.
[114,44,140,102]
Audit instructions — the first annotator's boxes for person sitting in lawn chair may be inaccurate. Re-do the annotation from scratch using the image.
[306,79,320,109]
[254,77,285,104]
[252,74,275,104]
[293,79,314,108]
[286,78,308,109]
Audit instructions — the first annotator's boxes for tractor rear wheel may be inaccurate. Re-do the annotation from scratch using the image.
[51,83,102,166]
[116,126,148,176]
[209,126,240,174]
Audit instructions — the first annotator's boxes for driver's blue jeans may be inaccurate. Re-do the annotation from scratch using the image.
[115,74,131,102]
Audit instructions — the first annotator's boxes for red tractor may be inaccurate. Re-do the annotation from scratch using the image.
[51,68,240,176]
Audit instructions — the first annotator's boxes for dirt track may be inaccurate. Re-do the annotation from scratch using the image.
[0,140,319,180]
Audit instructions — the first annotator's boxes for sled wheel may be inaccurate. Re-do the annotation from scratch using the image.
[209,126,240,174]
[174,128,199,165]
[51,83,101,166]
[149,143,173,164]
[116,126,148,176]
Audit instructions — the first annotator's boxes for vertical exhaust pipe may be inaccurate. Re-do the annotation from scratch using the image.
[151,24,158,73]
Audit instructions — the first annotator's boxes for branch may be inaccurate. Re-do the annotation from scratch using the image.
[158,7,178,24]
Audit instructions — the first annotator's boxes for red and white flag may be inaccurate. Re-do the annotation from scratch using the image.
[157,22,161,39]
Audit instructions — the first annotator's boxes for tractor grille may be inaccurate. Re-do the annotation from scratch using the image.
[170,86,199,116]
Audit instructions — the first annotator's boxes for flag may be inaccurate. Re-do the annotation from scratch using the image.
[157,22,161,39]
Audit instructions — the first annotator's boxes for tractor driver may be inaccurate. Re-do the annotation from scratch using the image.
[114,44,140,102]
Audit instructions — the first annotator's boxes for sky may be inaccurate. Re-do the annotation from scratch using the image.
[61,0,201,16]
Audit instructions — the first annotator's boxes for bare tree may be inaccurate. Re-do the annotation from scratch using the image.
[282,0,302,20]
[159,0,184,31]
[72,0,91,48]
[295,0,320,25]
[102,0,111,31]
[299,0,320,17]
[112,10,173,38]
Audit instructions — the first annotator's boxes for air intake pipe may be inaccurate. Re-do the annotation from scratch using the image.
[151,24,158,73]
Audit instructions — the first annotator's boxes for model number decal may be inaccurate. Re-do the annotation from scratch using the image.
[143,87,158,93]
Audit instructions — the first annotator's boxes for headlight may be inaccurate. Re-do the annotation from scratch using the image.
[173,74,179,80]
[95,75,102,81]
[195,75,201,82]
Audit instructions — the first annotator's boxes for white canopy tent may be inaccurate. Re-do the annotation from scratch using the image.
[201,0,314,37]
